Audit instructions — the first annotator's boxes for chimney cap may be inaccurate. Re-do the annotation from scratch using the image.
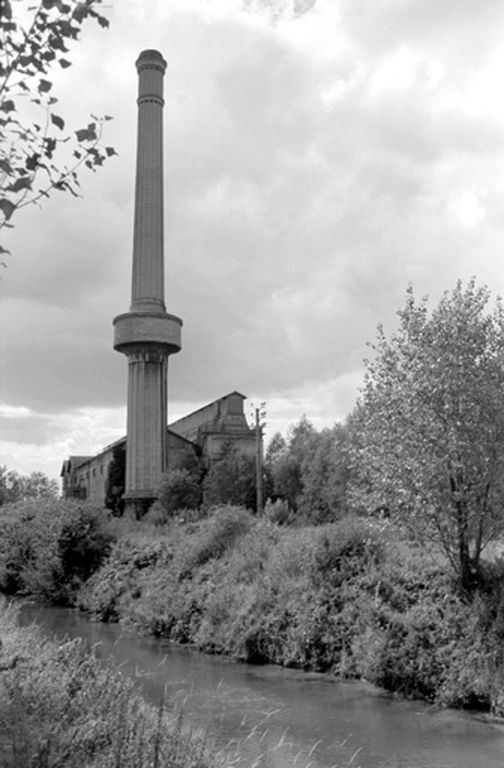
[136,49,167,73]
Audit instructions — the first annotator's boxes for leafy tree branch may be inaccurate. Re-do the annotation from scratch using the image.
[0,0,116,260]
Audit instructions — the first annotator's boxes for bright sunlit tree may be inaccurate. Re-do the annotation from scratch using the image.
[349,279,504,591]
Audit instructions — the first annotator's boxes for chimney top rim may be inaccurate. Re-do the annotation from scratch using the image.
[136,49,167,72]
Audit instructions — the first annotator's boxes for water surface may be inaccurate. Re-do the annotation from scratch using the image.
[19,605,504,768]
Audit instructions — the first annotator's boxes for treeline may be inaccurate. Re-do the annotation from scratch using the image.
[156,279,504,594]
[152,417,348,526]
[0,467,58,506]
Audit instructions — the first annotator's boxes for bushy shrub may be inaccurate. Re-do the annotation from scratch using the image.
[0,499,114,605]
[202,444,256,509]
[175,506,253,580]
[263,498,292,525]
[309,517,385,586]
[76,507,504,712]
[142,501,168,526]
[78,534,174,620]
[157,469,202,516]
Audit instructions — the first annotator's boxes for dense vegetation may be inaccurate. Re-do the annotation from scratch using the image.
[0,467,59,506]
[75,508,504,714]
[0,599,211,768]
[0,499,113,605]
[3,279,504,729]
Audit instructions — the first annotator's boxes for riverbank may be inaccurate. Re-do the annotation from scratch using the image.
[17,602,504,768]
[2,499,504,717]
[0,598,213,768]
[77,506,504,714]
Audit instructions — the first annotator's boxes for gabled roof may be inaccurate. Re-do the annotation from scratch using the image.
[60,455,94,476]
[168,391,247,427]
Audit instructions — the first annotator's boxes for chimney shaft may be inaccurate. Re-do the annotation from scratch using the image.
[131,50,167,313]
[113,50,182,517]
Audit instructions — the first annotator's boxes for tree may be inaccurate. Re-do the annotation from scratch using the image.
[265,431,286,465]
[157,468,202,517]
[297,424,350,524]
[0,0,115,259]
[348,280,504,591]
[104,444,125,516]
[0,466,58,505]
[266,416,317,512]
[202,442,256,510]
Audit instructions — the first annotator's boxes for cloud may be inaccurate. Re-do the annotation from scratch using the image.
[3,0,504,479]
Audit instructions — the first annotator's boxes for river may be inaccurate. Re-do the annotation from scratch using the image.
[18,605,504,768]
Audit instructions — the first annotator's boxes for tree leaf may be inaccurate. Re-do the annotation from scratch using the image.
[0,100,15,113]
[38,79,52,93]
[105,146,117,157]
[7,176,32,193]
[0,0,12,20]
[0,199,16,220]
[59,58,72,69]
[26,153,41,171]
[75,123,97,143]
[43,137,57,159]
[75,127,90,142]
[0,159,13,175]
[51,113,65,130]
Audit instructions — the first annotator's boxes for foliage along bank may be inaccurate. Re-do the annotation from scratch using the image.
[2,496,504,716]
[0,598,211,768]
[77,506,504,716]
[0,498,114,606]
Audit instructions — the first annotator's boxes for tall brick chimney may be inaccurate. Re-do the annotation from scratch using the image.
[113,50,182,516]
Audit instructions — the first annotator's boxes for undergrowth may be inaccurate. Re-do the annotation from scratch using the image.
[78,507,504,714]
[0,598,212,768]
[3,498,504,716]
[0,499,113,605]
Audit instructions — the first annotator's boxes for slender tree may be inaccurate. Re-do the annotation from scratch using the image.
[349,280,504,591]
[267,416,317,512]
[297,424,350,523]
[202,441,256,510]
[104,444,125,516]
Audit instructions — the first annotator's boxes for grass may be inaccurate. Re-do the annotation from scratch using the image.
[0,597,213,768]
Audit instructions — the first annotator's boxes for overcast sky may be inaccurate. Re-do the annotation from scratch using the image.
[2,0,504,482]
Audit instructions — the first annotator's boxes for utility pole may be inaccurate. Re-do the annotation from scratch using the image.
[252,402,266,514]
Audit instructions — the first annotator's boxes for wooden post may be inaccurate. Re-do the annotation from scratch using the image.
[255,406,264,515]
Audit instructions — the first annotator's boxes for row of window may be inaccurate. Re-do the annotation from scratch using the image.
[78,464,105,484]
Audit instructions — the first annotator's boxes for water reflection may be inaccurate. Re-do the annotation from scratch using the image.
[18,605,504,768]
